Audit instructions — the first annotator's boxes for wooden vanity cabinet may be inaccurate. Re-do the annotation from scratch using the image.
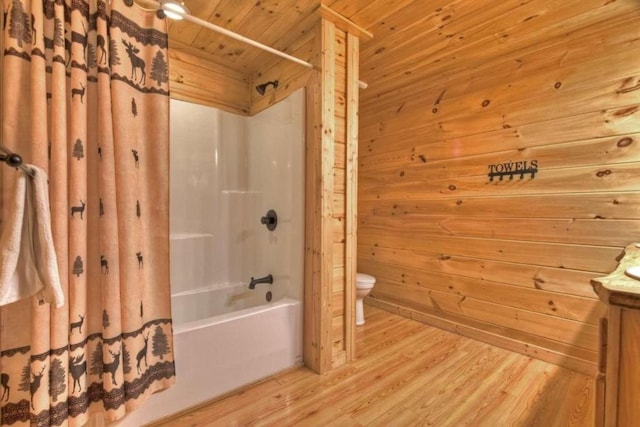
[592,243,640,427]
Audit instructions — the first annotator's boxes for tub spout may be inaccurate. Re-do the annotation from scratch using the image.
[249,274,273,289]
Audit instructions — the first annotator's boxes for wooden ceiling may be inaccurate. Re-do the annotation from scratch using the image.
[167,0,316,73]
[165,0,412,77]
[170,0,609,103]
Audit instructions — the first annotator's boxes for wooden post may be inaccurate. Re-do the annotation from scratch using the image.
[303,19,336,374]
[344,32,360,362]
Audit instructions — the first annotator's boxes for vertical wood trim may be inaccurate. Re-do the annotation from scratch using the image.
[595,316,607,427]
[320,19,336,374]
[344,32,359,362]
[617,308,640,426]
[304,73,322,373]
[303,20,336,375]
[604,305,621,427]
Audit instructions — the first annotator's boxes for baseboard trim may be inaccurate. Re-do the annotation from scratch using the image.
[365,298,598,376]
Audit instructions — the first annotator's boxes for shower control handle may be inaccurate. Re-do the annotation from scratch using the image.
[261,209,278,231]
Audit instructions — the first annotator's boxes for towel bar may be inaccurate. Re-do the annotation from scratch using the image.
[0,143,35,177]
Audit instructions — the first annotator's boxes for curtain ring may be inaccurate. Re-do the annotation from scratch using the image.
[156,9,165,19]
[123,0,134,6]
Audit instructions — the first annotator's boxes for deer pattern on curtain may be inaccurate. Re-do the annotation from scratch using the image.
[0,0,174,425]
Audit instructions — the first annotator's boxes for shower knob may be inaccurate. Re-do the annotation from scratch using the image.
[261,209,278,231]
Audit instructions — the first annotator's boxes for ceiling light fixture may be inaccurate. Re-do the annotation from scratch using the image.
[160,0,189,20]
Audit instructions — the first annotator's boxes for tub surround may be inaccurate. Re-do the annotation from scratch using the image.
[112,92,308,426]
[169,92,305,306]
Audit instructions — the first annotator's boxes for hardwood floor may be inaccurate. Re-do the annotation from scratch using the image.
[150,306,594,426]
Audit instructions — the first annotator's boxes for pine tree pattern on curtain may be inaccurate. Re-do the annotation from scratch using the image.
[0,0,175,425]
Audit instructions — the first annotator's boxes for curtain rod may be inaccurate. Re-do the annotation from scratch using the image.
[180,11,315,69]
[155,1,368,89]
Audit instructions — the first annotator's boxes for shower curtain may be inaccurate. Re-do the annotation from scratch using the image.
[0,0,175,425]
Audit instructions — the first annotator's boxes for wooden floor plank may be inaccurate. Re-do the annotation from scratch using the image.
[150,305,595,427]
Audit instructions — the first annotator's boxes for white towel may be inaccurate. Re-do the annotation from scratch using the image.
[0,165,64,307]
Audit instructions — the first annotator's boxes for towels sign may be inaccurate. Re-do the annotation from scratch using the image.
[488,160,538,181]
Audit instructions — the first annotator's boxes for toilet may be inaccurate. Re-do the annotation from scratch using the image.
[356,273,376,326]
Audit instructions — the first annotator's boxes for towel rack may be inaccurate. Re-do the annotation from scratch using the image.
[0,143,35,177]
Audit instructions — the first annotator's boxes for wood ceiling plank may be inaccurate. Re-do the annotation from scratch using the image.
[189,0,261,56]
[316,4,373,40]
[232,0,318,68]
[251,16,321,79]
[167,0,224,46]
[321,0,374,20]
[209,0,300,65]
[349,0,425,31]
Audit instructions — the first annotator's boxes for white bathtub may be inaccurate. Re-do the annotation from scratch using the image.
[115,297,303,426]
[171,282,275,325]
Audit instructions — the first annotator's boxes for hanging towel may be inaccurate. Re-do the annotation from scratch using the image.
[0,165,64,307]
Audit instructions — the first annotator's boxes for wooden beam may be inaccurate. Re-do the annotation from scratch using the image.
[303,19,336,374]
[344,32,359,362]
[316,4,373,41]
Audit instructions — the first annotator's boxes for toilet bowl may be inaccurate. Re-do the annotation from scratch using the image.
[356,273,376,326]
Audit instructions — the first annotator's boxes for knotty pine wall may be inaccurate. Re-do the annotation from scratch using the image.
[357,0,640,375]
[168,48,250,115]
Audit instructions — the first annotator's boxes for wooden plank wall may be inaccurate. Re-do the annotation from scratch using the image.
[357,0,640,375]
[249,18,319,116]
[168,48,251,115]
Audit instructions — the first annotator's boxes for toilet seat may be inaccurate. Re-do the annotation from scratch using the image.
[356,273,376,288]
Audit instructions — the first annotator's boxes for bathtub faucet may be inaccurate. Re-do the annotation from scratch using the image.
[249,274,273,289]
